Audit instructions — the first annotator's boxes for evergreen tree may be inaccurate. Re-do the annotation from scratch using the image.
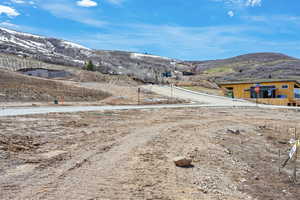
[86,60,95,71]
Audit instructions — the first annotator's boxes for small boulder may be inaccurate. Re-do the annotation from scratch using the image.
[173,156,192,167]
[227,128,240,135]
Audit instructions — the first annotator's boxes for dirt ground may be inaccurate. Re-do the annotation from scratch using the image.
[1,107,300,200]
[0,69,110,103]
[0,84,182,108]
[0,69,183,107]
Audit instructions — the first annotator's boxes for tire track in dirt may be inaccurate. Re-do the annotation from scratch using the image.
[31,120,183,199]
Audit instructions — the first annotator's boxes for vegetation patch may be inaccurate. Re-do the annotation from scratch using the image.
[204,66,235,74]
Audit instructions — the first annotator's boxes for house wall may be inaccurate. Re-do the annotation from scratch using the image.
[221,81,295,100]
[295,100,300,106]
[20,69,70,78]
[23,69,49,78]
[255,98,290,106]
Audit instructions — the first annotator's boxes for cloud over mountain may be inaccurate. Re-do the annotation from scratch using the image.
[76,0,98,7]
[0,5,20,17]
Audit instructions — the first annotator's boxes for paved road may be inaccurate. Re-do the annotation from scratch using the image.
[0,104,256,117]
[142,85,254,106]
[1,103,299,117]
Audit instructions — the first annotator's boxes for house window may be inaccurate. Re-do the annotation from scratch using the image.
[282,85,289,89]
[295,88,300,99]
[250,86,276,98]
[225,87,234,98]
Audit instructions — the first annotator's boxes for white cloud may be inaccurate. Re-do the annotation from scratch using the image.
[40,3,105,27]
[212,0,262,8]
[10,0,35,5]
[106,0,123,5]
[0,5,20,17]
[243,14,300,28]
[0,21,43,35]
[0,21,21,29]
[76,0,98,7]
[11,0,26,4]
[74,23,300,60]
[246,0,261,7]
[228,10,234,17]
[75,24,266,60]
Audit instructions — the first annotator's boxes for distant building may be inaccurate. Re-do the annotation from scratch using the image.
[182,71,195,76]
[218,80,300,106]
[18,68,71,78]
[162,71,172,78]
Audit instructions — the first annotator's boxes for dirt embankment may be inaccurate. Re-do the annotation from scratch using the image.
[0,69,111,102]
[0,69,184,106]
[1,107,300,199]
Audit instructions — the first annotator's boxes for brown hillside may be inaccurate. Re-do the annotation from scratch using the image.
[189,53,300,81]
[0,70,111,102]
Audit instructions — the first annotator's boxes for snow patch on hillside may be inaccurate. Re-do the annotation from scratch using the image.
[130,53,171,60]
[0,27,44,39]
[61,41,90,50]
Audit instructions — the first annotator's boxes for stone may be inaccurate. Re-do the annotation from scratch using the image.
[173,156,192,167]
[227,128,240,135]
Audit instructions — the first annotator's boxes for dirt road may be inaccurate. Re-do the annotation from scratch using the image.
[1,107,300,200]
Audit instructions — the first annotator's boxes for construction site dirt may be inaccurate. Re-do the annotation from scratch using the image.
[1,107,300,200]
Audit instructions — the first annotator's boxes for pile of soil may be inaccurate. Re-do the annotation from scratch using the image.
[0,70,111,102]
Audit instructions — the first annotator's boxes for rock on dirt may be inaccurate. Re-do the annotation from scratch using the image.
[173,156,192,167]
[227,128,241,135]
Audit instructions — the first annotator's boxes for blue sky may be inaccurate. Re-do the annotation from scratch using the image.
[0,0,300,60]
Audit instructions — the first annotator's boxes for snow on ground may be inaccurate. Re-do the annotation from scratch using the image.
[0,27,44,39]
[130,53,171,60]
[61,41,90,50]
[0,27,90,51]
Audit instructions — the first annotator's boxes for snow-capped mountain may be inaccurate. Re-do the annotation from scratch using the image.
[0,27,188,82]
[0,27,91,67]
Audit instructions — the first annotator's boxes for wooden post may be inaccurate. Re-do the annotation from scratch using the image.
[8,136,11,160]
[171,84,174,103]
[278,149,281,175]
[137,88,141,105]
[293,128,298,183]
[256,96,258,106]
[61,96,65,105]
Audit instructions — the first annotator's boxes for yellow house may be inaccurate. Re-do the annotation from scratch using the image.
[218,80,300,106]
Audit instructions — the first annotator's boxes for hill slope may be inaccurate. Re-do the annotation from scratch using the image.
[0,69,110,102]
[189,53,300,81]
[0,27,187,82]
[1,27,300,83]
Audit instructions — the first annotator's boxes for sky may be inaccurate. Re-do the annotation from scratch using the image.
[0,0,300,60]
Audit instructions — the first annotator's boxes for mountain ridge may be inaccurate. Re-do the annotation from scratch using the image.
[1,27,300,82]
[0,27,182,82]
[187,52,300,82]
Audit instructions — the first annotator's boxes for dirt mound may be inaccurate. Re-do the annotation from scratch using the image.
[70,70,139,86]
[0,133,38,152]
[0,69,110,102]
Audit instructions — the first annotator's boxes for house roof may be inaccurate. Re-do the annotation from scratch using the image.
[218,79,300,86]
